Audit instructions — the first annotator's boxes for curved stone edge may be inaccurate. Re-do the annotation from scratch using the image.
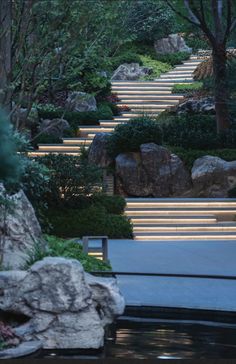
[0,341,42,359]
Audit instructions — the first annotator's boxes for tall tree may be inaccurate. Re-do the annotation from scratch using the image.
[0,0,12,112]
[166,0,236,133]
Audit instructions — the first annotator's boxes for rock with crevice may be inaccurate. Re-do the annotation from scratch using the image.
[0,257,125,349]
[88,133,113,168]
[116,143,191,197]
[66,91,97,112]
[175,97,215,114]
[154,33,192,54]
[0,184,45,270]
[111,63,152,81]
[191,155,236,197]
[39,118,71,138]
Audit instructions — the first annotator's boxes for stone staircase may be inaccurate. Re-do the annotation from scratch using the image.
[125,198,236,241]
[29,55,203,157]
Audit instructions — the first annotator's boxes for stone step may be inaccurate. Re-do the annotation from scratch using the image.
[114,90,173,95]
[133,223,236,232]
[63,138,93,145]
[158,76,194,81]
[38,144,89,152]
[125,197,236,204]
[79,126,114,132]
[117,101,180,106]
[134,231,236,240]
[117,95,184,100]
[162,71,194,76]
[117,112,162,118]
[28,151,81,156]
[130,215,217,224]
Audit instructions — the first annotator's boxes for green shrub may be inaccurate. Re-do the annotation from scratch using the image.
[24,235,112,271]
[185,36,209,52]
[92,194,126,214]
[155,52,190,66]
[111,52,143,70]
[33,133,63,146]
[37,153,102,208]
[37,104,113,130]
[172,82,203,94]
[160,113,236,150]
[0,113,24,189]
[107,117,163,158]
[139,55,171,79]
[169,147,236,169]
[46,206,133,239]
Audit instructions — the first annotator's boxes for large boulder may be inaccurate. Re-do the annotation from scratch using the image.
[175,97,215,114]
[116,143,191,197]
[39,118,71,138]
[0,257,125,349]
[88,133,112,168]
[111,63,152,81]
[66,92,97,112]
[154,34,192,54]
[191,156,236,197]
[0,184,45,269]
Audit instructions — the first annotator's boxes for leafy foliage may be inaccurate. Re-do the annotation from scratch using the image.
[139,55,171,79]
[0,113,24,189]
[46,206,133,239]
[107,117,163,158]
[155,52,190,66]
[160,113,236,150]
[24,235,112,271]
[172,82,203,94]
[37,153,103,209]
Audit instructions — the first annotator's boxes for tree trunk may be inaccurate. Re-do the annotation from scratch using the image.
[0,0,12,112]
[212,45,230,133]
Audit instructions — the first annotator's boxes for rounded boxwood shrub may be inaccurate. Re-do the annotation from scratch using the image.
[92,194,126,215]
[160,113,236,150]
[107,117,163,158]
[46,206,133,239]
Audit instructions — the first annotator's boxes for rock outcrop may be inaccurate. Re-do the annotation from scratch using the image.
[154,33,192,54]
[175,97,215,114]
[111,63,152,81]
[116,143,191,197]
[66,92,97,112]
[88,133,112,168]
[0,185,45,269]
[191,156,236,197]
[39,118,71,138]
[0,257,125,349]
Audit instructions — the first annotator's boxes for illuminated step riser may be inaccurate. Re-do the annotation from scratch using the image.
[38,146,88,151]
[131,219,217,224]
[28,152,81,156]
[133,227,236,232]
[117,103,179,107]
[126,202,236,208]
[135,235,236,241]
[114,91,173,94]
[126,211,236,215]
[117,96,184,100]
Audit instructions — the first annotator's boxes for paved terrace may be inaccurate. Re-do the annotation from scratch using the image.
[106,239,236,312]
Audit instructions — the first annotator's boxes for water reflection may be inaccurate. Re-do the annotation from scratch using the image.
[105,320,236,359]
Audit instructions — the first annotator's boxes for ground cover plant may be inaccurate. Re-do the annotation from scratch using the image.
[24,235,112,271]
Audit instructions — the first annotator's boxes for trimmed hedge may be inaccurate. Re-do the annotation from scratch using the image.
[107,117,163,158]
[91,194,126,215]
[37,104,113,130]
[172,82,203,94]
[159,113,236,150]
[46,206,133,239]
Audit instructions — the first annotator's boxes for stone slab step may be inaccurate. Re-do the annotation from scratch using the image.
[114,90,173,94]
[28,151,81,156]
[117,101,180,106]
[117,95,184,100]
[38,144,89,151]
[133,223,236,232]
[63,138,93,145]
[129,215,217,223]
[125,197,236,204]
[134,231,236,240]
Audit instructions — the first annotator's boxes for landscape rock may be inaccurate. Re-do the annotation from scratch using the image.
[154,33,192,54]
[88,133,112,168]
[40,118,71,138]
[0,257,125,349]
[191,156,236,197]
[0,184,45,269]
[175,97,215,114]
[111,63,152,81]
[116,143,191,197]
[66,91,97,112]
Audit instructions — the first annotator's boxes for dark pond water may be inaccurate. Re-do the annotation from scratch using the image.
[41,312,236,359]
[104,316,236,359]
